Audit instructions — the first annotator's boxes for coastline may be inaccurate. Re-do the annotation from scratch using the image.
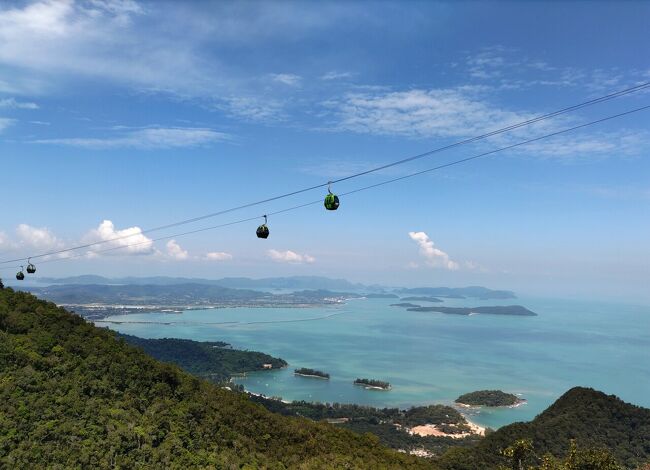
[456,398,526,409]
[353,382,391,391]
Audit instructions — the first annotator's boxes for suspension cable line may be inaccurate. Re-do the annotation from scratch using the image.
[1,81,649,266]
[1,102,648,273]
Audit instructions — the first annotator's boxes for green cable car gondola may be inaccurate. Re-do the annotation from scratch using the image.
[16,267,25,281]
[324,182,340,211]
[256,215,270,239]
[26,259,36,274]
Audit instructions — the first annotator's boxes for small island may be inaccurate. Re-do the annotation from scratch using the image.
[294,368,330,379]
[390,302,422,308]
[400,296,443,303]
[354,378,391,390]
[455,390,525,407]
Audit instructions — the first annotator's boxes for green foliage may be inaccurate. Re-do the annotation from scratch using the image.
[355,378,391,389]
[120,334,287,382]
[437,388,650,469]
[399,405,469,429]
[248,395,475,456]
[0,288,430,468]
[497,440,623,470]
[294,368,330,379]
[455,390,522,407]
[498,439,536,470]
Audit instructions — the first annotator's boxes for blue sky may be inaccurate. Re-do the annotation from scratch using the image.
[0,0,649,301]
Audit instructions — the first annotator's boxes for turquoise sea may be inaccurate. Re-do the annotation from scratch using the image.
[101,296,650,430]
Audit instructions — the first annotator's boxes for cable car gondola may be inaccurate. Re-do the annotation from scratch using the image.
[324,182,340,211]
[256,215,270,239]
[26,258,36,274]
[16,267,25,281]
[0,278,4,289]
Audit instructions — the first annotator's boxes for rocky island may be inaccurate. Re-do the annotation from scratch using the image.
[407,305,537,316]
[354,378,391,390]
[455,390,525,407]
[294,368,330,379]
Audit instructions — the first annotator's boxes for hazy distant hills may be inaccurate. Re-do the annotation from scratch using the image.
[397,286,516,300]
[37,275,516,300]
[38,275,374,291]
[29,283,272,305]
[27,283,359,307]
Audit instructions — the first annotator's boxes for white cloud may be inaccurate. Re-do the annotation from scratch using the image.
[267,249,315,264]
[34,127,229,149]
[219,96,286,123]
[506,129,650,161]
[408,231,459,270]
[166,239,188,260]
[326,84,650,161]
[466,46,510,79]
[321,71,353,81]
[0,231,13,250]
[85,220,155,255]
[0,0,217,95]
[0,117,14,133]
[328,88,532,138]
[0,97,39,109]
[464,46,648,93]
[0,1,344,97]
[270,73,301,86]
[206,251,233,261]
[16,223,64,250]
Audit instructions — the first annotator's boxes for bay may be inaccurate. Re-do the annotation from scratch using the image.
[101,295,650,430]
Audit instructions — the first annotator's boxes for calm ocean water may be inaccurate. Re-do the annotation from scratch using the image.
[101,296,650,429]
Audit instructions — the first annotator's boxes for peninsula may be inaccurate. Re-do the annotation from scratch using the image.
[294,368,330,379]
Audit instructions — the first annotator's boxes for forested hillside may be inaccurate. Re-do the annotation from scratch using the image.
[1,288,646,469]
[437,387,650,469]
[119,334,288,382]
[0,288,428,469]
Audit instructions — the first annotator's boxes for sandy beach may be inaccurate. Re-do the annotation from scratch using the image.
[408,419,486,439]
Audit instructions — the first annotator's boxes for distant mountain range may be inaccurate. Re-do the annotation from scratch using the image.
[38,275,376,291]
[26,283,359,308]
[397,286,516,300]
[37,275,516,299]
